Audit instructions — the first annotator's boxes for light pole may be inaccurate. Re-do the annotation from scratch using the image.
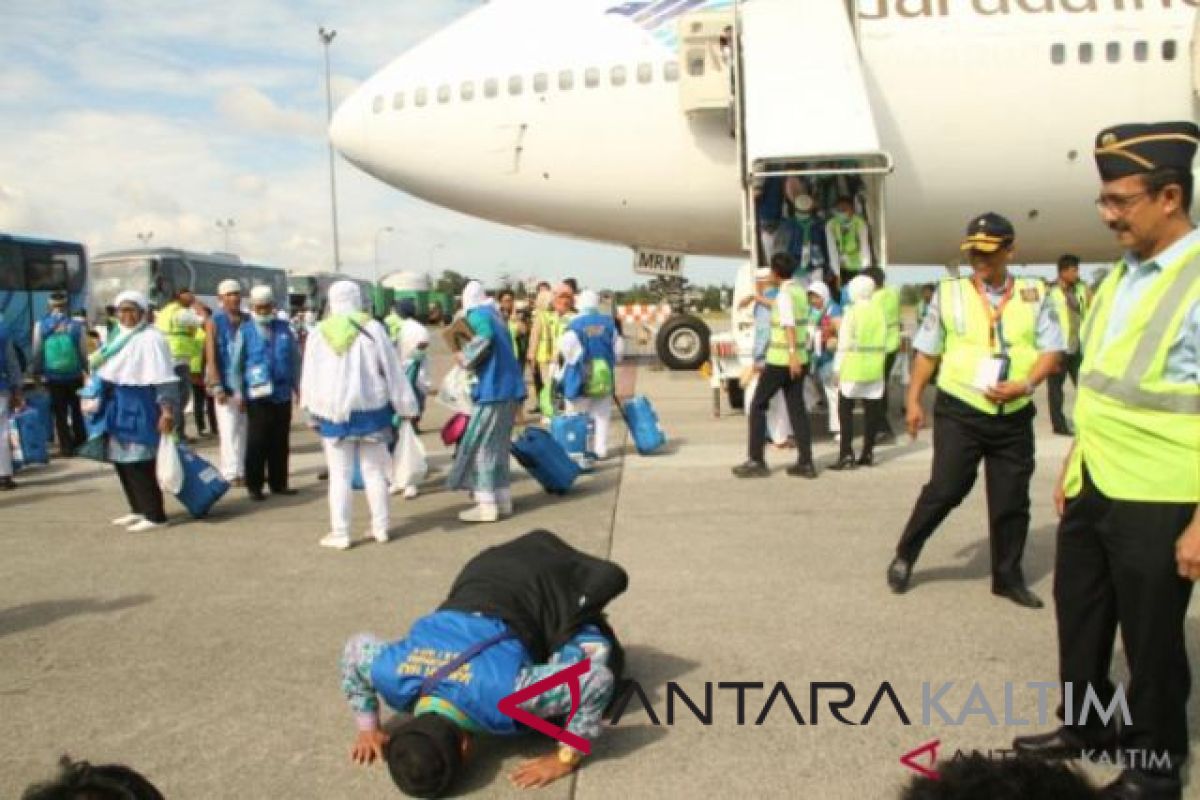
[428,242,445,273]
[373,226,394,284]
[215,218,236,252]
[319,26,342,272]
[136,231,154,249]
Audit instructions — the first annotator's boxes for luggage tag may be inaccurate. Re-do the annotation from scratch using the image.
[247,363,274,400]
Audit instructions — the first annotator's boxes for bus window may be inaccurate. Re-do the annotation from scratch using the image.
[0,242,24,290]
[89,257,156,314]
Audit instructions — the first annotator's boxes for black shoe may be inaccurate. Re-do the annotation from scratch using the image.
[731,460,770,478]
[856,452,875,467]
[993,584,1044,609]
[271,487,299,496]
[1053,426,1074,437]
[0,476,15,491]
[887,556,912,593]
[786,462,817,479]
[829,455,857,471]
[317,470,329,481]
[1012,726,1118,761]
[1100,770,1181,800]
[248,489,267,502]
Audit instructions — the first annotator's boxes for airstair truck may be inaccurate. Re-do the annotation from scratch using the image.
[705,0,893,408]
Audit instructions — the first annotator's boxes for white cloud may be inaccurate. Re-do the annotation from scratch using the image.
[216,86,323,139]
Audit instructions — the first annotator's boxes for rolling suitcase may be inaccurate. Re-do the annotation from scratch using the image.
[618,395,666,455]
[511,427,580,495]
[549,413,590,461]
[174,446,230,518]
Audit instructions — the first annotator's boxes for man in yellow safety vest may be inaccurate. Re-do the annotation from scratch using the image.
[155,286,202,438]
[1045,253,1091,435]
[886,213,1065,609]
[1013,121,1200,800]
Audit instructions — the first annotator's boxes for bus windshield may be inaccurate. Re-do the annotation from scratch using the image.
[90,257,155,313]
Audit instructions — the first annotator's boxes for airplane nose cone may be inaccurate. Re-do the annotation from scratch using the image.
[329,88,368,167]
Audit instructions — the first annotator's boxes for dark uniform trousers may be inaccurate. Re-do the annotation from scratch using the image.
[747,364,814,466]
[894,391,1035,589]
[47,378,86,453]
[1046,350,1082,432]
[245,400,292,494]
[881,350,898,435]
[1055,467,1196,775]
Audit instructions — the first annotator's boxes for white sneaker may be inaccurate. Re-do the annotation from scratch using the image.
[126,519,166,533]
[111,513,144,527]
[458,505,500,523]
[402,485,419,500]
[372,529,391,544]
[319,532,352,550]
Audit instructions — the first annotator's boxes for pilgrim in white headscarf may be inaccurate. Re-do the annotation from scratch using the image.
[831,275,885,470]
[804,279,843,440]
[301,280,417,550]
[445,280,527,523]
[558,289,623,464]
[89,290,181,532]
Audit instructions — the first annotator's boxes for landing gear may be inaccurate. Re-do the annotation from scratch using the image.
[655,314,710,371]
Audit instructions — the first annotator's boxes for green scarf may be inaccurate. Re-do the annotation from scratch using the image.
[88,323,147,371]
[318,312,372,355]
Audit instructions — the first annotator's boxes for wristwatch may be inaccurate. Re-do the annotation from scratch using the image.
[557,746,583,767]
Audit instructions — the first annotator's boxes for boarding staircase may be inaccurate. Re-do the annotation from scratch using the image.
[679,0,894,266]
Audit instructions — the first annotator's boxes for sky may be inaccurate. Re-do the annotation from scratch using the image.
[0,0,756,291]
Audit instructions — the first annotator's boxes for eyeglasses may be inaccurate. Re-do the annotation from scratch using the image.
[1094,191,1149,213]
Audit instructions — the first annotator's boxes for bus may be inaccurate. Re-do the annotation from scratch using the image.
[287,272,377,319]
[90,249,288,323]
[0,233,88,371]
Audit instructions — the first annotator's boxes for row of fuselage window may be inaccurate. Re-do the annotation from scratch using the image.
[1051,39,1178,65]
[371,61,682,114]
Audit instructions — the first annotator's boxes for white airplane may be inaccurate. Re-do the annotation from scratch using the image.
[331,0,1199,368]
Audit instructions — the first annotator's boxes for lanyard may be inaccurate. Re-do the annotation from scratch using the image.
[971,275,1014,352]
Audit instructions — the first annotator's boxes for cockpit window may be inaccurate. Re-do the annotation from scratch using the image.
[584,68,600,88]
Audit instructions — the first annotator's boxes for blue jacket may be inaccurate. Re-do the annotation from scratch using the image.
[102,382,161,449]
[370,610,530,735]
[316,406,394,440]
[562,312,617,400]
[239,318,298,404]
[36,313,85,382]
[211,311,242,393]
[468,307,526,405]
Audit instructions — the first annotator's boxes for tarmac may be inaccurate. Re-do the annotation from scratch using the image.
[2,341,1198,799]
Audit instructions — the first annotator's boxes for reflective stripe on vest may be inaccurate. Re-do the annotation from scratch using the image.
[766,284,810,367]
[841,301,887,383]
[1064,246,1200,503]
[935,277,1043,415]
[157,302,196,361]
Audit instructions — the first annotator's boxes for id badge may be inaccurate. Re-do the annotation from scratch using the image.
[247,364,273,399]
